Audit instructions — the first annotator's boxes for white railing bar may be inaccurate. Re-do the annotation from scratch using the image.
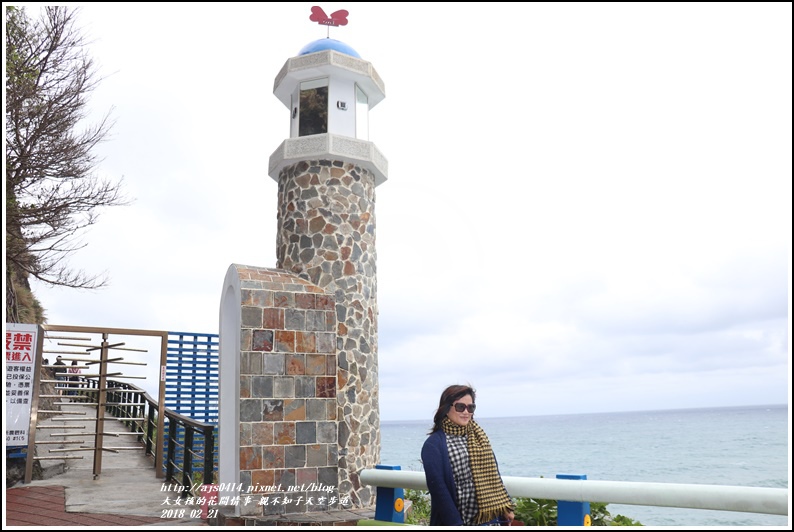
[358,469,788,516]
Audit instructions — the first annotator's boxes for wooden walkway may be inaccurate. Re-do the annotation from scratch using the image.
[5,402,207,527]
[5,485,168,526]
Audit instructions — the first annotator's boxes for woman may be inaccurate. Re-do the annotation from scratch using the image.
[67,360,81,396]
[421,384,515,526]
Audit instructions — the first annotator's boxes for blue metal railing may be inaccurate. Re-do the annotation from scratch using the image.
[165,331,218,423]
[163,331,219,480]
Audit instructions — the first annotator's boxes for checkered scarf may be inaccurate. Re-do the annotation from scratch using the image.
[446,433,477,524]
[442,417,514,525]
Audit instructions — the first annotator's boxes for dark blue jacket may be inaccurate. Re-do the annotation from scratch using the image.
[422,430,510,526]
[421,430,464,526]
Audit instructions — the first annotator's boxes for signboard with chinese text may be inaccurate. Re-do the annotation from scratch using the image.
[5,323,39,446]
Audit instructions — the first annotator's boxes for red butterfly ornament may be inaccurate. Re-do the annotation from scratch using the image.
[310,6,349,27]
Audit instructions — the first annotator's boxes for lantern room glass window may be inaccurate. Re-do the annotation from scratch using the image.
[299,78,328,136]
[355,85,368,140]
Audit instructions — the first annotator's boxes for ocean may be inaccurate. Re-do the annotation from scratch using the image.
[379,404,790,527]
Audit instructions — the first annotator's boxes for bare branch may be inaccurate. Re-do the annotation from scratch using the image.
[6,5,129,294]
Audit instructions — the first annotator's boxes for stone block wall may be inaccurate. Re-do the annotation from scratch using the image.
[234,265,340,516]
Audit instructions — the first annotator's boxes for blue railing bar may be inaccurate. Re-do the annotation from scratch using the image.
[166,378,218,391]
[358,469,788,517]
[164,397,218,399]
[165,396,217,400]
[164,419,217,422]
[166,345,217,349]
[164,384,217,387]
[165,376,217,380]
[164,381,216,384]
[164,416,217,421]
[164,379,217,383]
[164,383,218,386]
[164,407,217,410]
[163,402,218,405]
[164,383,218,387]
[164,381,217,384]
[166,343,217,347]
[163,408,217,413]
[164,388,217,392]
[163,408,216,412]
[163,406,217,409]
[164,375,218,380]
[163,403,217,406]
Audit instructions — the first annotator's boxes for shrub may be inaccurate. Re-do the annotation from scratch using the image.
[403,491,643,526]
[404,489,431,525]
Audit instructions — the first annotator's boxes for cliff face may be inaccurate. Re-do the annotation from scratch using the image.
[5,265,46,325]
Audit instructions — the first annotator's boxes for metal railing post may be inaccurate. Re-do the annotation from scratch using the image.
[203,425,215,485]
[182,424,194,495]
[556,474,591,526]
[146,402,156,455]
[166,417,176,482]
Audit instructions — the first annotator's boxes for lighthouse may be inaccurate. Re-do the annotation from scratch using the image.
[218,17,388,519]
[269,34,388,509]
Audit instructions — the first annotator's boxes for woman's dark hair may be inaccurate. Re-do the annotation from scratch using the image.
[428,384,476,434]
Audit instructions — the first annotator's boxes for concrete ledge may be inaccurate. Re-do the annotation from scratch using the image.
[269,133,388,186]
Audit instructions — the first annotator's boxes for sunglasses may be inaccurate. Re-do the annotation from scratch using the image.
[452,402,476,413]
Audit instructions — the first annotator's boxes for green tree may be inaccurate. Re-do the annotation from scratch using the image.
[5,5,127,323]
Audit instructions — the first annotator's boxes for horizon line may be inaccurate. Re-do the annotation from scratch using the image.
[380,402,788,424]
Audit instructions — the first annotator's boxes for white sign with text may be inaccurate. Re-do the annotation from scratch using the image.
[5,323,38,446]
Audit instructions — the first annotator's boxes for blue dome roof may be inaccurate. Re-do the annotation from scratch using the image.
[298,38,361,59]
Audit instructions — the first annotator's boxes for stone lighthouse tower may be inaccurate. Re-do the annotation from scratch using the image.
[269,35,388,508]
[218,28,387,520]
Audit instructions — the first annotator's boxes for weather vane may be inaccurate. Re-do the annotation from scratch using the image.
[310,6,349,38]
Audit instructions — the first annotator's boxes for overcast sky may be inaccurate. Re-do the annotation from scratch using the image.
[17,3,792,422]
